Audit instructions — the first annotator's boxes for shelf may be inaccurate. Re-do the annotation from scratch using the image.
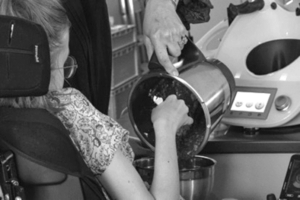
[111,24,136,51]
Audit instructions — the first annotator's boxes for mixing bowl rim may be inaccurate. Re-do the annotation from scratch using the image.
[133,155,217,171]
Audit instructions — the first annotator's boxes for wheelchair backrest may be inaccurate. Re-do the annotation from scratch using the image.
[0,15,105,200]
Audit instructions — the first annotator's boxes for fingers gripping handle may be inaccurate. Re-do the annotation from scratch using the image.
[148,36,207,73]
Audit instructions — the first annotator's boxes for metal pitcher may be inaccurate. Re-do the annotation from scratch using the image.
[128,38,235,158]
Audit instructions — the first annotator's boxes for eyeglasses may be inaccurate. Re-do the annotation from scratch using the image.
[53,56,78,79]
[62,56,78,79]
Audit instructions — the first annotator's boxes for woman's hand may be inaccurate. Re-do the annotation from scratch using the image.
[150,95,192,199]
[143,0,188,76]
[151,95,193,136]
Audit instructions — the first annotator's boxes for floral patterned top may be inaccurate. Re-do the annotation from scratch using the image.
[46,87,135,175]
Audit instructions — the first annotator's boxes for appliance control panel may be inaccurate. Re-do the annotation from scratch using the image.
[224,87,277,120]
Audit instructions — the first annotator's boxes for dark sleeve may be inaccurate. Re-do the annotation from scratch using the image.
[177,0,214,30]
[63,0,112,115]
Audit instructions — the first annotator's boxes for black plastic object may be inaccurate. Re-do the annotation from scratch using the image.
[0,151,26,200]
[0,16,51,97]
[280,154,300,200]
[246,39,300,75]
[266,193,276,200]
[227,0,265,25]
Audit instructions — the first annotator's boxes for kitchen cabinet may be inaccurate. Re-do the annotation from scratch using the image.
[107,0,141,119]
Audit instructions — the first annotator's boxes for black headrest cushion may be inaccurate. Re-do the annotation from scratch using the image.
[0,15,50,97]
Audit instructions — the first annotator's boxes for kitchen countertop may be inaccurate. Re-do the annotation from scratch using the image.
[118,113,300,199]
[202,125,300,154]
[118,112,300,154]
[200,125,300,200]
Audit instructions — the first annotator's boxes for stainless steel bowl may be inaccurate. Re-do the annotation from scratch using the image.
[134,156,216,200]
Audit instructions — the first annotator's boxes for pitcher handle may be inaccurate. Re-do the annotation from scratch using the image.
[148,36,207,73]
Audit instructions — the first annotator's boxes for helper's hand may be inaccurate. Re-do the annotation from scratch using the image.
[143,0,188,76]
[151,95,193,135]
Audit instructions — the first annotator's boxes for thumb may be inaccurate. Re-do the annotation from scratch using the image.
[144,36,154,60]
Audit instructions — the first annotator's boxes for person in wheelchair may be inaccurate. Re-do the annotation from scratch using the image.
[0,0,193,200]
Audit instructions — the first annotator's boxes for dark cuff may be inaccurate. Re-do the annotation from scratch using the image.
[176,0,214,30]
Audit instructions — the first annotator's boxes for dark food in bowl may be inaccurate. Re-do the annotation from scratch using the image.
[131,76,207,163]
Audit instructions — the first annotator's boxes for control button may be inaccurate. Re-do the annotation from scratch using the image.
[246,102,253,108]
[255,102,265,110]
[275,95,291,111]
[235,102,243,107]
[271,2,277,10]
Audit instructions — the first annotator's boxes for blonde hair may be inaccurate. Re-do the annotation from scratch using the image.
[0,0,70,110]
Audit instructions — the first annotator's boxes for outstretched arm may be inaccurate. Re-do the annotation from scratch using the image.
[99,95,193,200]
[143,0,188,76]
[143,0,213,75]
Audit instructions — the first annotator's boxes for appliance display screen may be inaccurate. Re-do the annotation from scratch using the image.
[224,87,277,120]
[230,91,271,113]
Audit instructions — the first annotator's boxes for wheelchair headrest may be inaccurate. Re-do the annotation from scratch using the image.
[0,15,50,98]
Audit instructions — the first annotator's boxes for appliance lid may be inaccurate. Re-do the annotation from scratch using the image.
[246,39,300,75]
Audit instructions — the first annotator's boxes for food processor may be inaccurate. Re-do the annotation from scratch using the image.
[197,0,300,128]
